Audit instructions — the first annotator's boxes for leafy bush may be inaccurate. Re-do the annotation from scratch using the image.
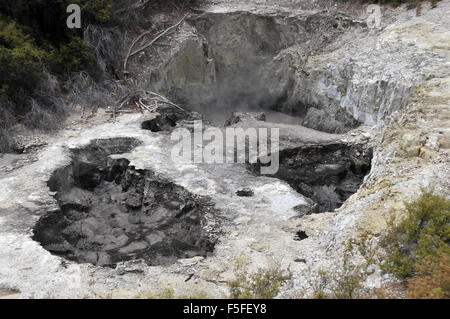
[381,190,450,280]
[0,0,119,82]
[75,0,114,23]
[380,190,450,298]
[0,18,44,100]
[0,0,201,145]
[306,192,449,299]
[48,36,96,75]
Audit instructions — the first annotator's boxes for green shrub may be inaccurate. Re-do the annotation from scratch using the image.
[0,0,118,80]
[78,0,114,23]
[48,36,96,75]
[381,190,450,280]
[0,18,44,99]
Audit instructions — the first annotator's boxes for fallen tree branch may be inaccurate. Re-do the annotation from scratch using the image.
[123,14,189,71]
[113,90,187,114]
[138,98,154,112]
[146,91,187,113]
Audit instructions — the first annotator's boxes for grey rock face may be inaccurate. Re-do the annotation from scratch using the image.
[145,10,360,129]
[145,4,449,133]
[302,107,346,133]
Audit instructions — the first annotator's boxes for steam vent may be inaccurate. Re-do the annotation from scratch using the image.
[0,0,449,300]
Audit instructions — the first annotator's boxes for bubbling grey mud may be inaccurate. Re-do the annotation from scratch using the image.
[33,138,218,267]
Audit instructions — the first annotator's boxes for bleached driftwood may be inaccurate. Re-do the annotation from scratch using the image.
[113,90,187,115]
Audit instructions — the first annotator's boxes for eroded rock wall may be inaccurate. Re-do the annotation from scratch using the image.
[141,4,449,133]
[143,11,360,129]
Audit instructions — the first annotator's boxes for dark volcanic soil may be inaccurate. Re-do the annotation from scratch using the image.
[33,138,217,267]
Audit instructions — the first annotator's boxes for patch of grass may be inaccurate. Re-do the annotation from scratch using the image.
[141,287,210,299]
[310,235,379,299]
[227,256,292,299]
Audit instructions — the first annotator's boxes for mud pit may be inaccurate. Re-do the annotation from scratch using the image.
[33,138,217,267]
[250,142,373,214]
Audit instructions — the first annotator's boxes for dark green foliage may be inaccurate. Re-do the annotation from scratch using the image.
[0,18,44,99]
[48,36,96,74]
[0,0,119,90]
[0,1,115,41]
[381,190,450,280]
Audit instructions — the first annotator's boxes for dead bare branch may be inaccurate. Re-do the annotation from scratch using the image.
[123,30,152,71]
[123,13,190,71]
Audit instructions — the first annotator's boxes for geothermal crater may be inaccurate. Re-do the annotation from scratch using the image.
[35,9,375,269]
[33,138,217,267]
[1,0,447,299]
